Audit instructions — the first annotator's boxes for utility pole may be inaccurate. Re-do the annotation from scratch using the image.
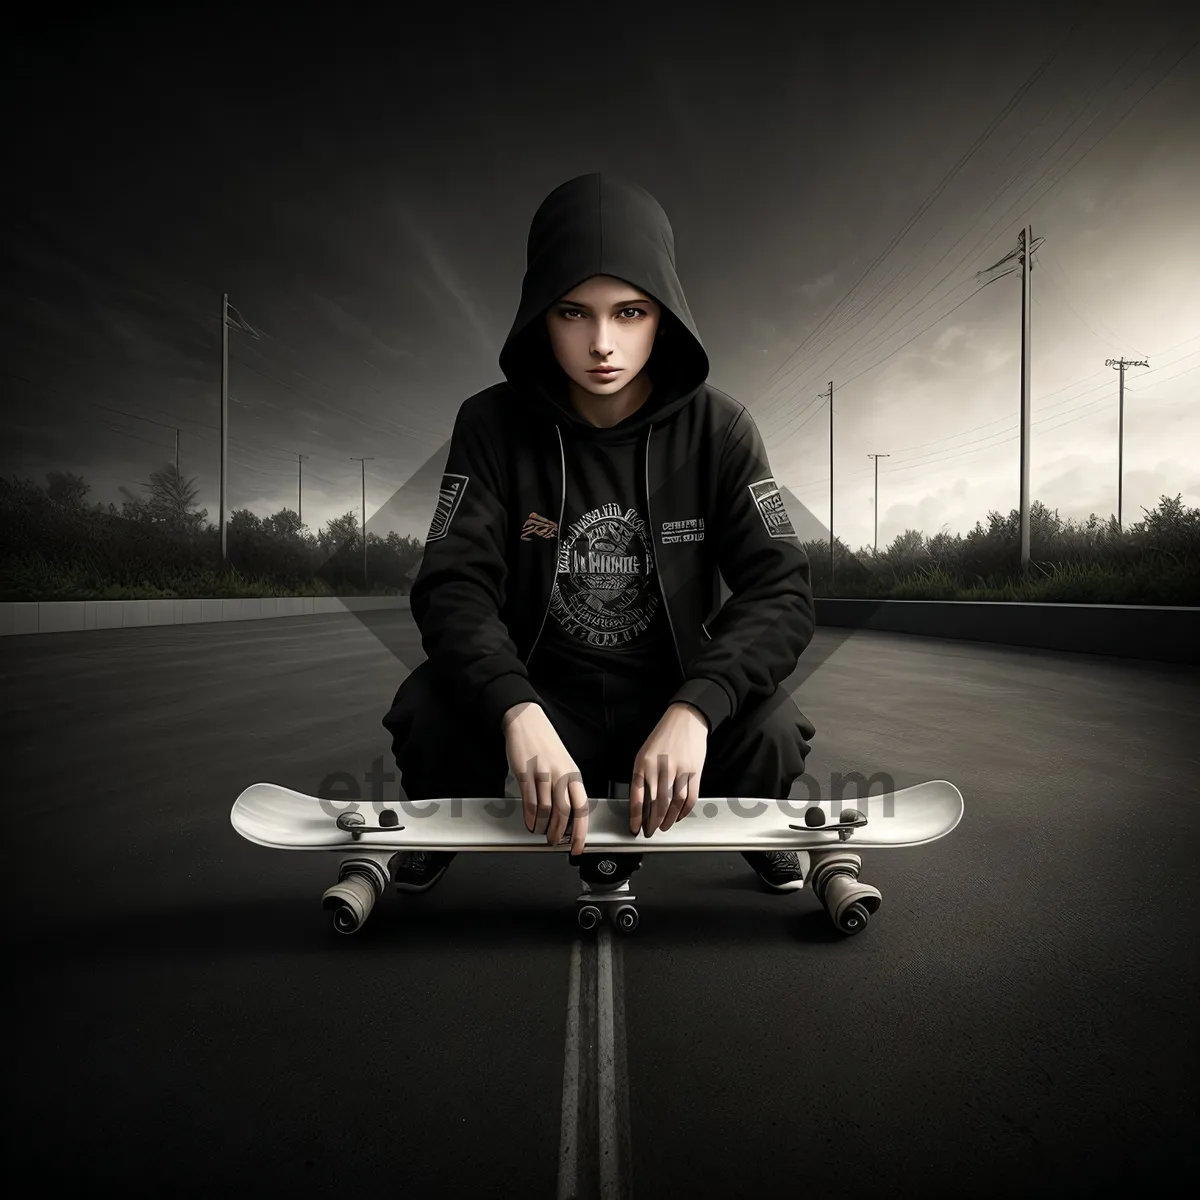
[975,227,1043,570]
[1018,226,1033,570]
[818,381,834,583]
[1105,357,1148,529]
[351,457,374,588]
[289,452,306,527]
[221,294,228,561]
[867,453,890,553]
[173,428,179,478]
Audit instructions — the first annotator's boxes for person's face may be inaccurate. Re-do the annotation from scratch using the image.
[544,274,662,396]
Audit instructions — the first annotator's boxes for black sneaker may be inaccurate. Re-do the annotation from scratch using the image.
[742,850,807,892]
[390,850,455,893]
[577,853,642,888]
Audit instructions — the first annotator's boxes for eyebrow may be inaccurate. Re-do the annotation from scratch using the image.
[555,298,651,310]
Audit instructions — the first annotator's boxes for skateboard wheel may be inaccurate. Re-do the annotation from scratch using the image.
[577,905,601,930]
[614,905,638,932]
[839,902,870,935]
[321,871,378,934]
[331,906,359,935]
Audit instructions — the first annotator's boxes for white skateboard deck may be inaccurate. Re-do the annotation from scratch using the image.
[231,780,963,853]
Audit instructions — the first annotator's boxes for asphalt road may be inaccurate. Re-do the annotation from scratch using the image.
[3,611,1197,1197]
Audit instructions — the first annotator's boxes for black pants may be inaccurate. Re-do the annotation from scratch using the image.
[381,659,815,861]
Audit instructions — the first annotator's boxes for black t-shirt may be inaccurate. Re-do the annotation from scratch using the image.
[526,424,682,697]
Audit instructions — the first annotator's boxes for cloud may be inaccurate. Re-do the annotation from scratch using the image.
[982,346,1016,373]
[795,271,836,298]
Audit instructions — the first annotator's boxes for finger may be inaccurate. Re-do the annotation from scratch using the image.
[518,756,536,832]
[642,761,658,838]
[651,754,671,835]
[629,771,644,834]
[568,778,589,856]
[546,772,562,845]
[661,772,687,831]
[547,769,573,845]
[682,770,700,820]
[533,758,552,837]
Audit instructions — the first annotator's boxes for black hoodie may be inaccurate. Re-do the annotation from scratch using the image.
[408,173,815,735]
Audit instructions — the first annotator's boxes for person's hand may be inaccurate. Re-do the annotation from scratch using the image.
[502,702,589,854]
[630,702,709,837]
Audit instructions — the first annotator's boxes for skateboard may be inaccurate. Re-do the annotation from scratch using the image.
[230,780,963,937]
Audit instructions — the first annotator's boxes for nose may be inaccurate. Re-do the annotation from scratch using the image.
[591,321,615,355]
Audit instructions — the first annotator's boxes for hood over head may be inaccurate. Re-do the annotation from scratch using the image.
[498,173,710,433]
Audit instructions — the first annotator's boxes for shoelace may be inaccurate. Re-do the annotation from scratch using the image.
[764,851,798,870]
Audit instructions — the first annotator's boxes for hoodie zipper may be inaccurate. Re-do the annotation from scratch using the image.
[643,423,686,678]
[523,424,566,665]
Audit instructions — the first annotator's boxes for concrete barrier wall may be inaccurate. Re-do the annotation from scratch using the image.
[0,595,408,636]
[815,598,1200,665]
[1,594,1196,665]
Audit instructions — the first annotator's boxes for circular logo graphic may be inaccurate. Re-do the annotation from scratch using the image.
[549,504,658,648]
[598,859,617,876]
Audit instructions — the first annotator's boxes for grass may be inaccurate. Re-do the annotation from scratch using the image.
[3,470,1197,606]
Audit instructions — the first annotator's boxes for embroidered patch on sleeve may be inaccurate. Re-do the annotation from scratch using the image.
[426,473,469,541]
[747,477,797,539]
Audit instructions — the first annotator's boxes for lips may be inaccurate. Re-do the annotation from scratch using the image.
[589,367,621,375]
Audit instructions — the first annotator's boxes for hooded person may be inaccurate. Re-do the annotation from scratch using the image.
[383,172,817,894]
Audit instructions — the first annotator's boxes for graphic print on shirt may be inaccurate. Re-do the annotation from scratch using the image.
[547,501,658,648]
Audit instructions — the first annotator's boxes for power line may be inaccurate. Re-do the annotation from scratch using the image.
[769,279,992,449]
[1022,23,1200,215]
[1035,245,1146,357]
[5,218,446,445]
[878,333,1200,461]
[815,68,1094,358]
[247,325,446,442]
[839,358,1197,483]
[783,349,1199,493]
[810,39,1147,378]
[753,20,1125,424]
[763,31,1189,465]
[755,29,1177,433]
[750,2,1097,407]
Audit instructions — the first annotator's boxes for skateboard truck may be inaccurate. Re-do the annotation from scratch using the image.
[789,806,867,842]
[574,791,638,932]
[336,809,405,841]
[575,878,638,933]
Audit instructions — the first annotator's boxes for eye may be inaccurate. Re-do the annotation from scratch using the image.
[557,306,650,320]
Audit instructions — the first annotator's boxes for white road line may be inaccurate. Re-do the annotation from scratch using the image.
[558,926,630,1199]
[557,938,582,1200]
[597,925,620,1200]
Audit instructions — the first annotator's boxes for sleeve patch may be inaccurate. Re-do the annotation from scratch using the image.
[747,477,797,539]
[427,473,469,541]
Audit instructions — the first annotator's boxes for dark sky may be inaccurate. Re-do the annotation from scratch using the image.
[2,0,1197,548]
